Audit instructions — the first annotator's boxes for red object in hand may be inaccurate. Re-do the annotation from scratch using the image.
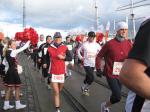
[15,27,38,46]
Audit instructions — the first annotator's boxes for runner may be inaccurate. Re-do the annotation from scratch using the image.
[37,34,45,71]
[64,36,74,78]
[47,32,72,112]
[96,21,132,112]
[78,31,101,96]
[40,35,53,89]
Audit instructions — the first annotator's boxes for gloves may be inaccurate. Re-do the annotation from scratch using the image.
[96,69,103,78]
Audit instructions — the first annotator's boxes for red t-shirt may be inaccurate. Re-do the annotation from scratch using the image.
[96,38,132,78]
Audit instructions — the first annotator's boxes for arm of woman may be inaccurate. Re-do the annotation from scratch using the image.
[10,41,30,57]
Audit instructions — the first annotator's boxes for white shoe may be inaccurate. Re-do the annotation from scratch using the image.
[101,102,110,112]
[16,104,26,110]
[81,87,90,96]
[3,105,14,110]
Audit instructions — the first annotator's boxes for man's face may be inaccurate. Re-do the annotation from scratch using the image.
[66,38,71,43]
[40,35,44,41]
[55,38,62,44]
[88,37,95,42]
[117,29,128,39]
[46,37,52,44]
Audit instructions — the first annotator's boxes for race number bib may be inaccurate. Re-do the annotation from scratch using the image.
[67,45,73,50]
[113,62,123,75]
[44,48,48,55]
[51,74,65,83]
[38,52,42,57]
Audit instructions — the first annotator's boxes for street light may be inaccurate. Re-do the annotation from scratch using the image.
[94,0,99,31]
[23,0,26,29]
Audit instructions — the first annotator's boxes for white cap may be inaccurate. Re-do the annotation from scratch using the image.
[116,21,128,31]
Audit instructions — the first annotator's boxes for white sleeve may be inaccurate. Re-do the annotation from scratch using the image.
[10,41,30,57]
[77,45,83,60]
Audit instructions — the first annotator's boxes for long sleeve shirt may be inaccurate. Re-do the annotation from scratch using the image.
[96,38,132,78]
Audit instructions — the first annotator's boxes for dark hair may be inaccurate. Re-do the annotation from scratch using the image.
[46,35,52,41]
[88,31,95,38]
[66,36,70,40]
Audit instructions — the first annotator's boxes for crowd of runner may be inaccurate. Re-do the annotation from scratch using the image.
[0,19,150,112]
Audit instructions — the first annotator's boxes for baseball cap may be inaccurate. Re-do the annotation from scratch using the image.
[53,32,62,38]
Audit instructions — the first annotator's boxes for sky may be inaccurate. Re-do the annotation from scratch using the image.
[0,0,149,37]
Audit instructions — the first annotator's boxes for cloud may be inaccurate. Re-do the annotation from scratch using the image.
[0,0,149,31]
[0,21,68,41]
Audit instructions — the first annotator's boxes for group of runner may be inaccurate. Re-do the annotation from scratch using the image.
[0,18,149,112]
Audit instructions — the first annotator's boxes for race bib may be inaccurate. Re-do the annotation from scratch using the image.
[51,74,65,83]
[87,52,96,59]
[67,45,73,50]
[38,52,42,57]
[44,48,48,55]
[113,62,123,75]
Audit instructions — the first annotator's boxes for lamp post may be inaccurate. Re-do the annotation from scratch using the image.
[23,0,26,29]
[130,0,136,37]
[94,0,98,31]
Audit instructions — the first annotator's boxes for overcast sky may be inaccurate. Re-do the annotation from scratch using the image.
[0,0,149,32]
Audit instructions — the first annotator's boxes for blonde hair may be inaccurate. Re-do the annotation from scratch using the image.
[3,39,16,56]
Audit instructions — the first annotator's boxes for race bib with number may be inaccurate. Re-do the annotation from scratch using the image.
[44,48,48,55]
[112,62,123,75]
[67,45,73,51]
[51,74,65,83]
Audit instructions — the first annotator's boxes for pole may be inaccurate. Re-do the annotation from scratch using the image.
[113,19,116,31]
[95,0,98,31]
[23,0,26,29]
[131,0,136,37]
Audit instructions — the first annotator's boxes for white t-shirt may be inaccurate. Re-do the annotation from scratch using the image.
[78,41,101,67]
